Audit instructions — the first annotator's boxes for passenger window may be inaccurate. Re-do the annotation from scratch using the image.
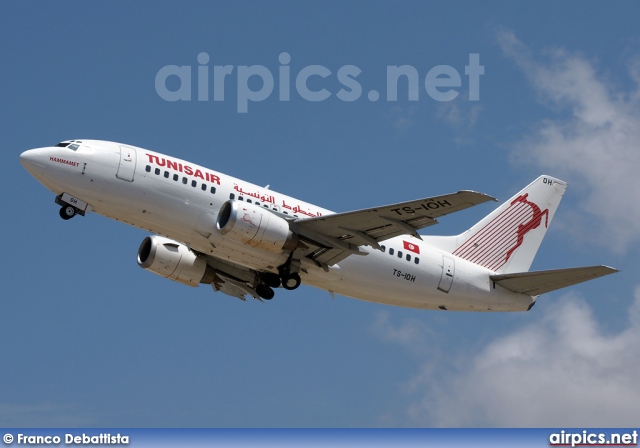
[145,165,151,172]
[255,202,260,206]
[389,248,395,255]
[201,184,207,191]
[406,254,411,261]
[191,180,197,187]
[155,168,160,175]
[164,171,169,178]
[398,251,403,258]
[182,177,187,184]
[210,187,216,194]
[414,257,420,265]
[381,245,386,253]
[173,174,178,181]
[247,199,252,203]
[238,196,244,201]
[229,193,235,200]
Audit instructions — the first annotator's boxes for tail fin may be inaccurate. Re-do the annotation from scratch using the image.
[425,176,567,274]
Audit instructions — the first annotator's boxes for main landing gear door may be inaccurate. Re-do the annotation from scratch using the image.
[437,255,455,293]
[116,146,137,182]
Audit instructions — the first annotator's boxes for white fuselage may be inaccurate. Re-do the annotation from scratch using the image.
[20,140,534,311]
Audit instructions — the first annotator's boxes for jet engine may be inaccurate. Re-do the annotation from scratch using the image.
[137,235,215,287]
[216,200,298,253]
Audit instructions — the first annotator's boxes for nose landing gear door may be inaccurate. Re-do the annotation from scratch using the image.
[116,146,137,182]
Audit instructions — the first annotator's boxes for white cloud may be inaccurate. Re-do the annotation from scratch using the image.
[436,94,482,146]
[370,311,433,357]
[437,97,481,131]
[391,106,416,132]
[497,29,640,251]
[377,289,640,427]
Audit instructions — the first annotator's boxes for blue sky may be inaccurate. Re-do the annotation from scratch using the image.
[2,1,640,427]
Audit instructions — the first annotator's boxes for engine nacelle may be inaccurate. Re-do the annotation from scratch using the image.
[137,235,214,287]
[216,200,298,253]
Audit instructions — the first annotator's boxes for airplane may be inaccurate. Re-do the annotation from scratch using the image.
[20,139,617,312]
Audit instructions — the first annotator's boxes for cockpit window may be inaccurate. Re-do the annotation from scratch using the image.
[54,140,82,148]
[68,144,79,151]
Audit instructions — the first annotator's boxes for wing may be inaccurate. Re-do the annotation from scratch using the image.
[292,190,496,267]
[490,266,619,296]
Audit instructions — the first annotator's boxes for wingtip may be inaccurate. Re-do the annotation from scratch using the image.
[458,190,499,203]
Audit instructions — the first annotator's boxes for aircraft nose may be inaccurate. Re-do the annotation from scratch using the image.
[20,148,48,178]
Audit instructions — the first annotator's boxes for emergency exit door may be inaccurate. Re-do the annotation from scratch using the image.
[437,255,455,293]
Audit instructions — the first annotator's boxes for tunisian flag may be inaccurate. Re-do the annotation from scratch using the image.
[403,240,420,254]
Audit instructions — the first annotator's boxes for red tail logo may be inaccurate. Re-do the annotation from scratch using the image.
[504,193,549,262]
[452,193,550,271]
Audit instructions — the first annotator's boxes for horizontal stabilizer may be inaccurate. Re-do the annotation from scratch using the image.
[490,266,619,296]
